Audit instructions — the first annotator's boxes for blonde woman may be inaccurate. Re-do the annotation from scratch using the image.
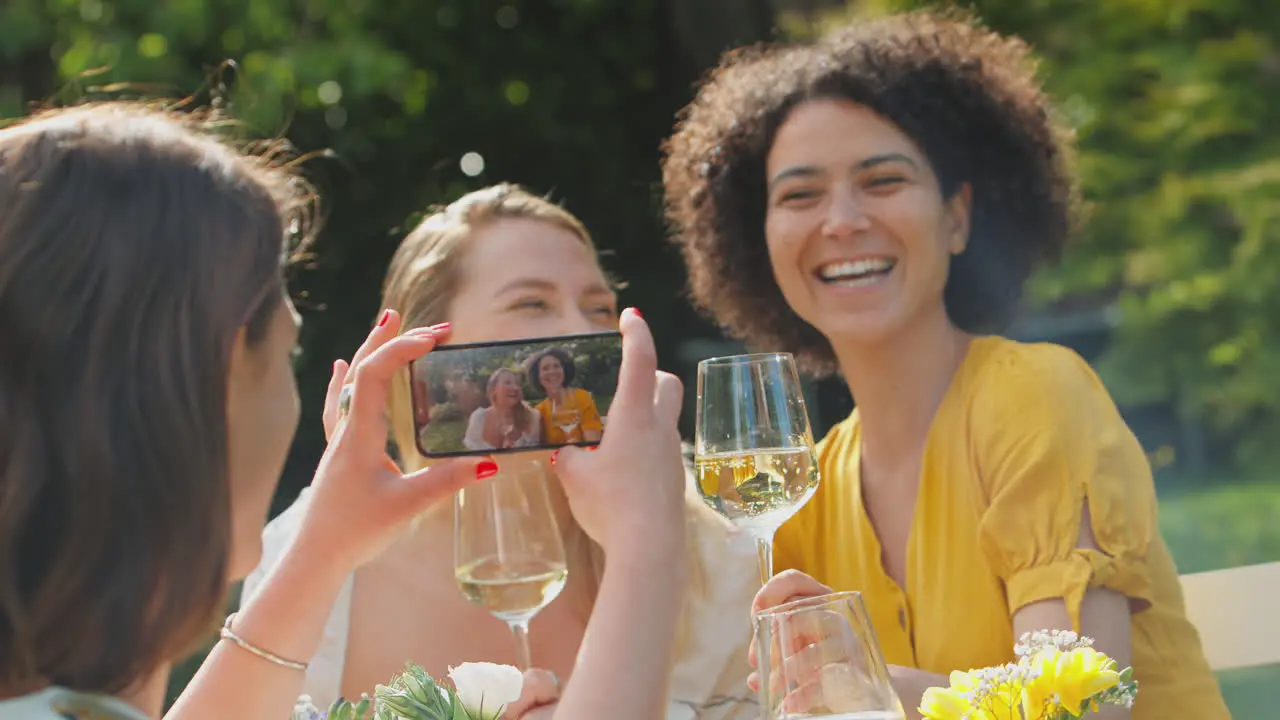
[0,104,690,720]
[244,184,759,719]
[462,368,542,450]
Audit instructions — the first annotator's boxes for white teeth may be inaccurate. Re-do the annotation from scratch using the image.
[818,258,895,283]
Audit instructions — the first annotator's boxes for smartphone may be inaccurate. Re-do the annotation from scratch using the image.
[409,330,623,458]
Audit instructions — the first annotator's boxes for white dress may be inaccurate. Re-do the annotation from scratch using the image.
[243,488,762,720]
[462,407,543,451]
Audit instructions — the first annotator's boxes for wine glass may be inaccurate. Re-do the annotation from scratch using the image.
[754,592,905,719]
[695,353,819,584]
[554,407,581,441]
[454,459,567,670]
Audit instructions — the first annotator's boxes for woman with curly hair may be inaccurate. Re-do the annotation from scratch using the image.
[528,348,604,444]
[662,10,1227,719]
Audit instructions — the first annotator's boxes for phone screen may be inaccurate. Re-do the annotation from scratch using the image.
[409,331,622,458]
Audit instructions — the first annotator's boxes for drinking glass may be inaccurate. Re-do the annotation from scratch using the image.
[454,460,567,670]
[754,592,905,719]
[694,353,819,584]
[553,405,581,441]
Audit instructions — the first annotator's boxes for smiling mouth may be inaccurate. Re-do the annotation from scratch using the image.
[815,258,896,288]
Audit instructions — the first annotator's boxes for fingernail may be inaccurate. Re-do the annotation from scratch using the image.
[332,359,342,372]
[549,450,560,466]
[377,310,391,327]
[629,307,643,320]
[431,322,452,334]
[476,459,498,479]
[586,445,598,452]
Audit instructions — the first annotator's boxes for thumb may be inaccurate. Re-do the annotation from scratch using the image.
[396,456,498,510]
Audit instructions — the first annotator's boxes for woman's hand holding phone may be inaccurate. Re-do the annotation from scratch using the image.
[549,308,685,556]
[541,308,690,720]
[304,311,495,571]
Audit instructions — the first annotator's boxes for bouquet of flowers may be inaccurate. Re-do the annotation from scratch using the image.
[919,630,1138,720]
[292,662,524,720]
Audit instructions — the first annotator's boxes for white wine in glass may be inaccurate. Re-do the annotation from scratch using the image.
[695,353,819,584]
[454,460,567,669]
[553,405,581,441]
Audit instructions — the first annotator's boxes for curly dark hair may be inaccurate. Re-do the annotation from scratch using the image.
[528,347,577,394]
[661,9,1079,375]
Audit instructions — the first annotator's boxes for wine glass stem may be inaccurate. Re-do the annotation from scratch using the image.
[754,531,775,586]
[508,619,533,670]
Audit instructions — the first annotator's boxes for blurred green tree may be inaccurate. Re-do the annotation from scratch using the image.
[787,0,1280,475]
[0,0,775,701]
[0,0,772,508]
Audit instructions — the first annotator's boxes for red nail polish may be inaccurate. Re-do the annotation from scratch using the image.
[476,460,498,479]
[586,445,599,452]
[630,307,643,320]
[549,450,560,466]
[432,322,452,333]
[377,310,391,327]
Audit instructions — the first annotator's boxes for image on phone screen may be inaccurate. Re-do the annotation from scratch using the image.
[409,331,622,458]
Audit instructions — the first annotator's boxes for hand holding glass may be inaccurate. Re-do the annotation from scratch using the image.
[694,353,819,583]
[754,592,905,719]
[454,460,567,670]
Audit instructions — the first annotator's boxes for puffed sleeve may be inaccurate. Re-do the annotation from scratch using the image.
[973,343,1157,631]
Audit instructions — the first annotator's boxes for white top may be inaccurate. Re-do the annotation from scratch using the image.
[462,407,543,450]
[243,487,761,720]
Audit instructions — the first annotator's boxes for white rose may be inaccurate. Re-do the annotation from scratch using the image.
[448,662,524,720]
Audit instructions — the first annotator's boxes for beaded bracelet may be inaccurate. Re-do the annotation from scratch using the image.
[219,613,309,671]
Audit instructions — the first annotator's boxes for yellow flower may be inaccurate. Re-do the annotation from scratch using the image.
[972,683,1025,720]
[947,670,979,694]
[921,668,1032,720]
[1025,647,1121,716]
[919,686,971,720]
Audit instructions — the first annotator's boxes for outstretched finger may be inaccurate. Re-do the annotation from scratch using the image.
[608,308,657,425]
[347,308,402,378]
[345,331,442,444]
[322,359,350,440]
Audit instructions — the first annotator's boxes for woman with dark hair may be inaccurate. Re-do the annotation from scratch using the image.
[529,348,603,444]
[0,103,697,720]
[662,10,1228,719]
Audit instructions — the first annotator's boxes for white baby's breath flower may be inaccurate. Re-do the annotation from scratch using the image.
[449,662,523,720]
[1015,628,1093,658]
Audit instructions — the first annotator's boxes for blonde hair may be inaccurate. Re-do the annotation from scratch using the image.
[382,184,712,657]
[483,368,537,436]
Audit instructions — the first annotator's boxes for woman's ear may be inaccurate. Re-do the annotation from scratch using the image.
[946,183,972,256]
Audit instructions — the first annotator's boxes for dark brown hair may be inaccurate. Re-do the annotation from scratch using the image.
[662,10,1079,375]
[0,102,314,694]
[528,347,577,394]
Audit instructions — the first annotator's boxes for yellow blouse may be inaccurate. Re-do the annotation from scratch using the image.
[774,336,1229,719]
[535,387,603,445]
